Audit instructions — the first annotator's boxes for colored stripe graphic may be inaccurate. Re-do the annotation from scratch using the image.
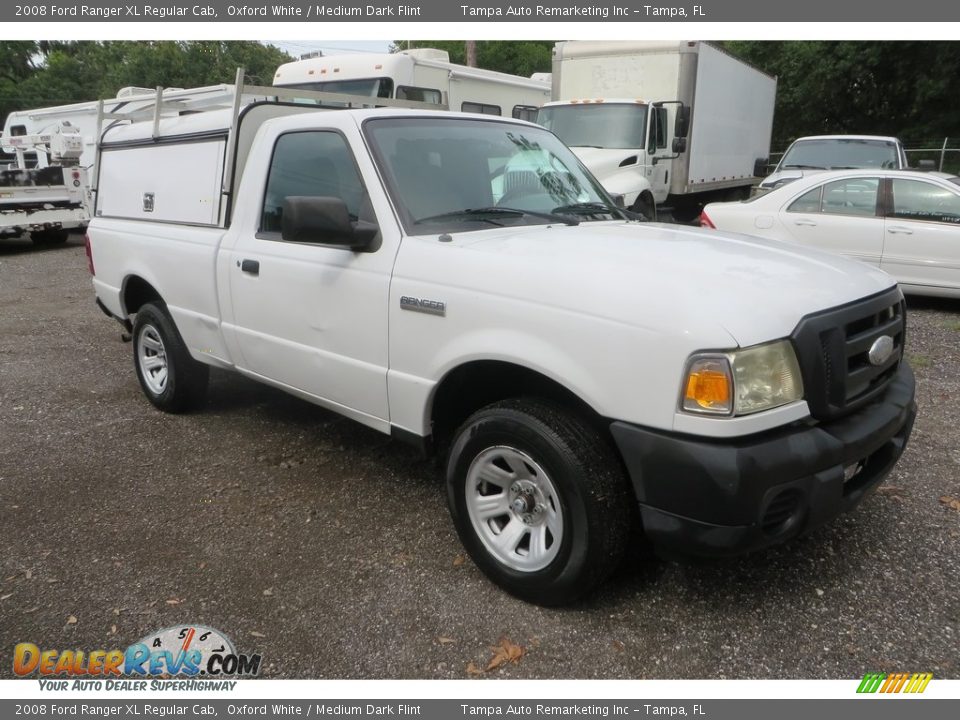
[857,672,932,693]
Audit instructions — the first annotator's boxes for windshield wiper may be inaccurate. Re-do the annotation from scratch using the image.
[415,207,579,227]
[551,201,624,219]
[781,164,827,170]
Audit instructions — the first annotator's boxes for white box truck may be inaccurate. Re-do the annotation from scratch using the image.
[537,41,777,221]
[85,77,915,605]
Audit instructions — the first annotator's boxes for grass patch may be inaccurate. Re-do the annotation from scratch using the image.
[908,353,932,369]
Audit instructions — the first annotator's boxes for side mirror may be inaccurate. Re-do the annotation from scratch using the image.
[753,157,770,177]
[672,137,687,154]
[281,196,379,251]
[674,106,691,139]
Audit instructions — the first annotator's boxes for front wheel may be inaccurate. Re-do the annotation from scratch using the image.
[446,399,633,605]
[132,302,209,413]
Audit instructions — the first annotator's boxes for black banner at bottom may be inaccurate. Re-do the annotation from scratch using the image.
[1,700,956,719]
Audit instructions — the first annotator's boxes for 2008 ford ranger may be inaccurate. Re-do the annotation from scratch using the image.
[87,86,916,605]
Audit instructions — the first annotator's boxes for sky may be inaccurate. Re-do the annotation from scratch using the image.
[265,40,393,58]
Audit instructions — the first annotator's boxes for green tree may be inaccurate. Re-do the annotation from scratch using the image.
[722,41,960,149]
[1,41,292,127]
[390,41,554,78]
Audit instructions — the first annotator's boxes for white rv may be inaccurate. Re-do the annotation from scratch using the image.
[1,84,252,172]
[273,48,550,121]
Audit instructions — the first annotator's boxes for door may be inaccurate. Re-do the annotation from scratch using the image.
[646,105,670,203]
[882,177,960,293]
[778,176,885,266]
[227,129,393,423]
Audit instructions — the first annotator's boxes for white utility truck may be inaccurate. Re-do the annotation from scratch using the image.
[273,47,550,121]
[0,124,91,244]
[87,80,916,605]
[537,41,777,220]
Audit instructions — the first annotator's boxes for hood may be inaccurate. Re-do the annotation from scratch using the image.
[569,146,644,180]
[438,221,896,348]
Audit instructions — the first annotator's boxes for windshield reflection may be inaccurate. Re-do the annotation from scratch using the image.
[364,117,622,234]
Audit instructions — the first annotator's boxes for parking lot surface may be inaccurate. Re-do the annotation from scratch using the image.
[0,236,957,679]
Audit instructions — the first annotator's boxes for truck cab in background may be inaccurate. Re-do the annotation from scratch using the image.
[537,41,777,221]
[757,135,910,193]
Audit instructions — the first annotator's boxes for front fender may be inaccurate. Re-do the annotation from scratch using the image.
[594,168,653,209]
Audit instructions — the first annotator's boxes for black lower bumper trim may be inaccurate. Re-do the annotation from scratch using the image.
[611,363,916,557]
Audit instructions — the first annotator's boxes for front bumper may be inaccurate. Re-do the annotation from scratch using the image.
[610,363,917,557]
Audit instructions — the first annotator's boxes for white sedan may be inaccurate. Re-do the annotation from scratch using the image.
[701,169,960,298]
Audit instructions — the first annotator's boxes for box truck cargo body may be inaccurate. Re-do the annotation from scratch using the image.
[539,41,777,220]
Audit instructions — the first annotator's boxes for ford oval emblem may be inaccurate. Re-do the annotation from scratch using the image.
[868,336,895,366]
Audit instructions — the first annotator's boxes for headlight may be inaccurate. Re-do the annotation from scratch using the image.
[681,340,804,416]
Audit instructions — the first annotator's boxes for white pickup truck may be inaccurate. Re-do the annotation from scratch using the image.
[757,135,910,193]
[87,93,917,605]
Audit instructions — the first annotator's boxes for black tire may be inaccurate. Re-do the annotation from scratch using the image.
[132,302,209,413]
[30,229,68,245]
[631,193,657,221]
[446,399,633,605]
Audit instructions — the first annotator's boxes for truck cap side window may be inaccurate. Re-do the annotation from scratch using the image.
[260,131,372,237]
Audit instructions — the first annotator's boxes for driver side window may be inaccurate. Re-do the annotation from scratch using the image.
[260,131,369,235]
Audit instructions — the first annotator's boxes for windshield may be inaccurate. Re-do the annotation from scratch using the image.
[364,117,623,234]
[537,104,647,149]
[778,138,899,170]
[277,77,394,105]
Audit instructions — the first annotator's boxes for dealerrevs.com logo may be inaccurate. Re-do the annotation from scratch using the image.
[857,672,933,694]
[13,625,261,688]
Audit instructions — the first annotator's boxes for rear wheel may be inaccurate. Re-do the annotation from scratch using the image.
[132,302,209,413]
[446,399,633,605]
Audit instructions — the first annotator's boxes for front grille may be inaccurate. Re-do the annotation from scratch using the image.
[792,287,905,421]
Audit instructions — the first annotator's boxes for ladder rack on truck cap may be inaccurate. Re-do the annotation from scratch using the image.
[93,68,446,228]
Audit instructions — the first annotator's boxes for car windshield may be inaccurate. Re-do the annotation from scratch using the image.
[363,117,623,234]
[536,104,647,149]
[778,138,899,170]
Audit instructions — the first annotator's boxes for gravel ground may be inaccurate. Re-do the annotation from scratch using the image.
[0,235,957,679]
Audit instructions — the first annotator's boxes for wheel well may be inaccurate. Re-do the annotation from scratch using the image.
[122,276,163,317]
[429,361,605,452]
[630,191,656,220]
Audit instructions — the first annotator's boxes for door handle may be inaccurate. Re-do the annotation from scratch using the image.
[240,259,260,275]
[793,219,817,227]
[887,226,913,235]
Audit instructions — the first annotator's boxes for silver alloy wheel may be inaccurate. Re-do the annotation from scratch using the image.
[465,445,564,572]
[137,324,169,396]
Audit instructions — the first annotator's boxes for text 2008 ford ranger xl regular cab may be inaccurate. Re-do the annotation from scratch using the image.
[87,93,916,605]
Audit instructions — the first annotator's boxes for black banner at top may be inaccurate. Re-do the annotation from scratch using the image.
[4,0,960,23]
